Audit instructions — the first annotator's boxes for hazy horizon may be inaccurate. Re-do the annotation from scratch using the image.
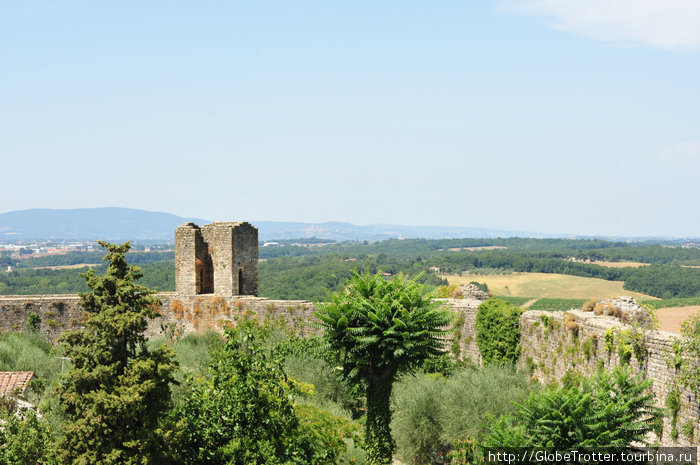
[2,2,699,237]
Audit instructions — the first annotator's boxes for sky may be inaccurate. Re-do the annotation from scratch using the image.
[1,1,699,237]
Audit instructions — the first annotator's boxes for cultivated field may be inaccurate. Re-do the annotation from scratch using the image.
[31,263,100,270]
[591,261,650,268]
[657,305,700,334]
[445,246,508,252]
[445,272,656,300]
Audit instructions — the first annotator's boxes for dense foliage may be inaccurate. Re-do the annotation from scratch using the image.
[173,321,319,465]
[482,367,662,452]
[317,272,452,465]
[475,298,523,365]
[0,261,175,295]
[391,366,535,465]
[0,406,54,465]
[55,242,178,465]
[13,250,175,268]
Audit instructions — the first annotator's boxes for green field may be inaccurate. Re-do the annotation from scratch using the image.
[447,272,656,300]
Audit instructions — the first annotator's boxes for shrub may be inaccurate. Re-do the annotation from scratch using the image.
[604,328,615,353]
[617,328,646,365]
[475,298,522,365]
[675,312,700,393]
[482,366,662,450]
[0,332,60,393]
[173,321,321,464]
[391,373,447,465]
[0,408,54,464]
[469,281,489,294]
[391,365,535,465]
[561,369,584,390]
[438,365,534,444]
[582,337,595,360]
[666,388,681,440]
[284,352,357,412]
[296,403,363,464]
[681,419,694,441]
[25,312,41,332]
[563,313,579,335]
[582,299,596,312]
[594,302,619,317]
[434,284,461,299]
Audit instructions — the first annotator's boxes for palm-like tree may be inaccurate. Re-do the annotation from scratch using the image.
[316,271,452,465]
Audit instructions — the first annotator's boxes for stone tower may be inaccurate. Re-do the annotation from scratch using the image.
[175,222,258,296]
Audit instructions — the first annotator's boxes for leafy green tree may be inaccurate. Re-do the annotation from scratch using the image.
[55,241,178,465]
[0,404,54,465]
[482,366,662,455]
[475,298,522,365]
[316,272,452,465]
[172,318,319,465]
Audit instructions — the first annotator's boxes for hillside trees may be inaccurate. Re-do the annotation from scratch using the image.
[316,272,452,465]
[55,241,178,465]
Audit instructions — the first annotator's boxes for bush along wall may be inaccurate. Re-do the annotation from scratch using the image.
[475,298,522,365]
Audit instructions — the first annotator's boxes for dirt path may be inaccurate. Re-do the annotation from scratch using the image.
[657,306,700,334]
[521,298,538,309]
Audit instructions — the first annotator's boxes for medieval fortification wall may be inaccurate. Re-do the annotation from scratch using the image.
[0,221,696,449]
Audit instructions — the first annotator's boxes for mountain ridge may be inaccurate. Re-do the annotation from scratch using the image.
[0,208,693,242]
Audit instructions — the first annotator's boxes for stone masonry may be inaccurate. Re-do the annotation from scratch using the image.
[518,307,699,449]
[175,222,258,296]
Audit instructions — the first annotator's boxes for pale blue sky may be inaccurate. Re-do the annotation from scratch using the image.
[1,1,699,237]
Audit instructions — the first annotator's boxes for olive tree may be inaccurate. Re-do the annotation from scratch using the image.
[316,272,452,465]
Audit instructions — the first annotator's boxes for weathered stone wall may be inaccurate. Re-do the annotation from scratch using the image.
[0,295,86,340]
[231,223,258,296]
[0,294,317,340]
[2,291,697,449]
[174,221,258,297]
[174,223,200,295]
[149,293,315,338]
[444,298,483,363]
[519,309,699,448]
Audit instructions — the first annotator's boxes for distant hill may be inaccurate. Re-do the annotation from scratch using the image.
[0,207,563,242]
[253,221,546,241]
[0,208,210,241]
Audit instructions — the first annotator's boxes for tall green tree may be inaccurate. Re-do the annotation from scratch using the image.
[55,241,178,465]
[316,272,452,465]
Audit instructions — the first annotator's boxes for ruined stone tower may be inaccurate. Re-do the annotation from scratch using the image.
[175,222,258,296]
